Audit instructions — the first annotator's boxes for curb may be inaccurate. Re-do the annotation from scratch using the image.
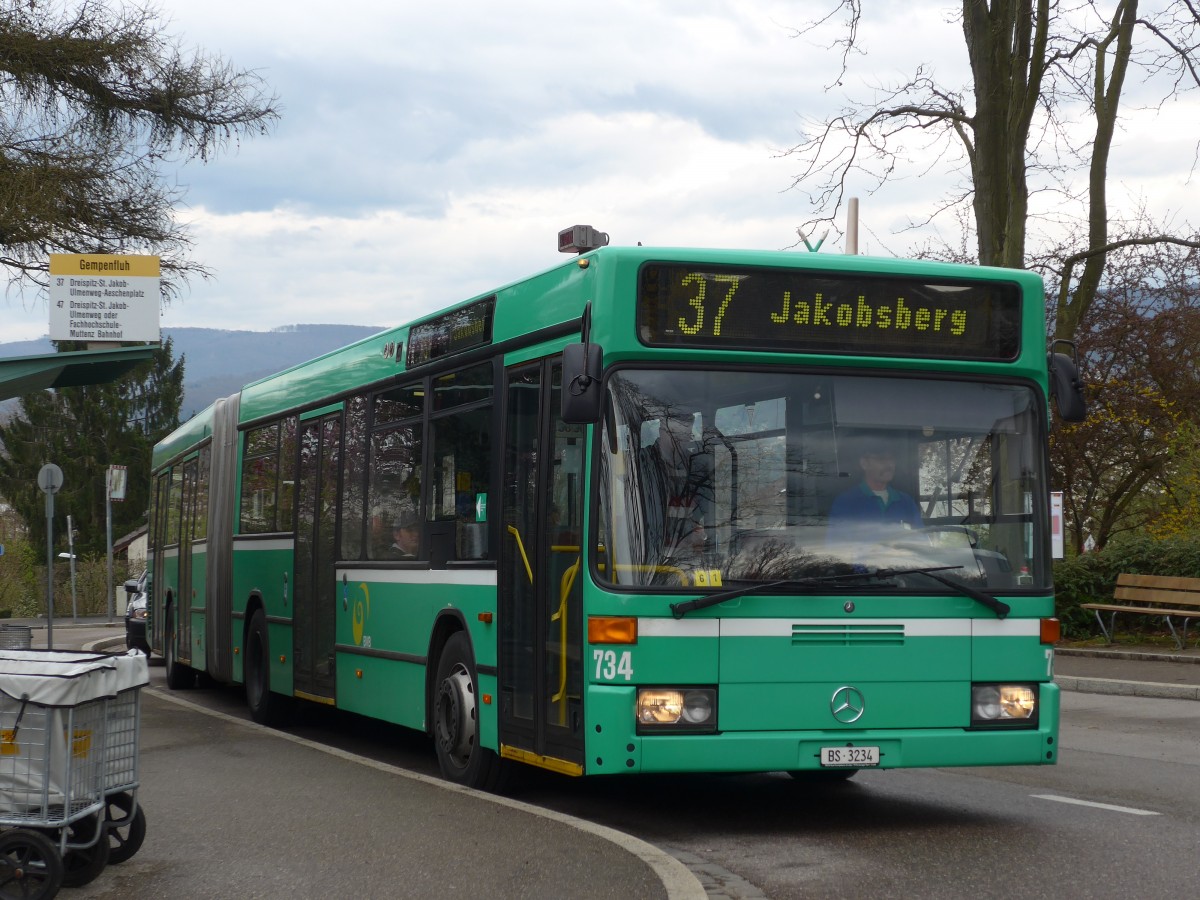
[1055,675,1200,702]
[1055,645,1200,701]
[84,636,130,654]
[1056,646,1200,664]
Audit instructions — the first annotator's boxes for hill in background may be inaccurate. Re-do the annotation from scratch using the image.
[0,323,382,418]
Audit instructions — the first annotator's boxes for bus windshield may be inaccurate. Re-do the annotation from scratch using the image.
[596,368,1047,593]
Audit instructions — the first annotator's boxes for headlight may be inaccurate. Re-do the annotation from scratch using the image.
[636,687,717,733]
[971,683,1038,727]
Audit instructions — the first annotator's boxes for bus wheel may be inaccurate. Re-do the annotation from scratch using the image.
[245,609,289,726]
[433,633,507,791]
[0,828,64,899]
[103,792,146,865]
[163,604,194,690]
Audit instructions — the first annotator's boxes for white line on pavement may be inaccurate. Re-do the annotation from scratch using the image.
[1032,794,1161,816]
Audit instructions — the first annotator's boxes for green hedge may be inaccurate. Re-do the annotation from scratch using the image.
[1052,534,1200,638]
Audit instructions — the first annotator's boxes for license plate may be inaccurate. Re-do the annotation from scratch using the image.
[820,745,880,767]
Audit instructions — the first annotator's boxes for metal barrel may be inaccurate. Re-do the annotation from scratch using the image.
[0,624,33,650]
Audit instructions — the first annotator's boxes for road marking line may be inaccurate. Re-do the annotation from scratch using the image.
[1032,794,1160,816]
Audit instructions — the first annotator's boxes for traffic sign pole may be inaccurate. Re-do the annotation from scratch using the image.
[37,464,64,649]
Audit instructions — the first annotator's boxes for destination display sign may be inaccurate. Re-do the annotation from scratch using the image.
[407,297,495,368]
[637,263,1022,361]
[49,254,161,342]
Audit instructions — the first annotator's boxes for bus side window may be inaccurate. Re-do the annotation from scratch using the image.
[430,406,491,561]
[430,363,494,562]
[367,423,422,561]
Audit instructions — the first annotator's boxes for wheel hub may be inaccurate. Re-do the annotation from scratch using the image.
[436,665,476,766]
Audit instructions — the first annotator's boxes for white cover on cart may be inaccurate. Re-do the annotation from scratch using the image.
[0,651,148,707]
[0,651,148,818]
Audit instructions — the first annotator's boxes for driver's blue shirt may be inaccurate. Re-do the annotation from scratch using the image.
[828,482,923,542]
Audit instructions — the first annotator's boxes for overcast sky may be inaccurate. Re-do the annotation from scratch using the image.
[5,0,1199,343]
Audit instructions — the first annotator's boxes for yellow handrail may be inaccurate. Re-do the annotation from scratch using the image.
[507,526,581,726]
[550,556,581,724]
[506,525,534,584]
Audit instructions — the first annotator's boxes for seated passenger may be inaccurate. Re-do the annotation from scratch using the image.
[390,507,420,560]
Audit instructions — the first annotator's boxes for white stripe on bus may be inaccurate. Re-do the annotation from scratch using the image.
[335,569,498,587]
[640,618,1042,638]
[232,538,295,552]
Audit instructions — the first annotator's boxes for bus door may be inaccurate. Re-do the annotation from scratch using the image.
[499,359,586,771]
[293,410,342,703]
[176,457,198,664]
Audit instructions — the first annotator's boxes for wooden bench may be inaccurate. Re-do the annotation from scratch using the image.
[1081,573,1200,650]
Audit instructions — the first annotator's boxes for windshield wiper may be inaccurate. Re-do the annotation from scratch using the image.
[670,571,896,619]
[669,565,1010,620]
[879,566,1010,619]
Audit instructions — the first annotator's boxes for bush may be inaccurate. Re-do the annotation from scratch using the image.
[0,537,41,618]
[1052,533,1200,639]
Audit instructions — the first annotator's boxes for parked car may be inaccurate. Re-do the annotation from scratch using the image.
[124,570,150,655]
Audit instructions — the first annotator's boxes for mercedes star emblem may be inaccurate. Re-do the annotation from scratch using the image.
[831,686,866,724]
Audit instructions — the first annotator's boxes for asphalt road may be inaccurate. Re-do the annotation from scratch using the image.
[29,623,1200,899]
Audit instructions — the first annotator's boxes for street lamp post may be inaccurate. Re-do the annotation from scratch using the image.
[58,550,78,622]
[66,513,78,620]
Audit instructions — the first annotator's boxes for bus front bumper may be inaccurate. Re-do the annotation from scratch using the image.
[586,682,1060,775]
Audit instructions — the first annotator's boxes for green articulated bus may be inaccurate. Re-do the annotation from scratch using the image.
[146,227,1086,789]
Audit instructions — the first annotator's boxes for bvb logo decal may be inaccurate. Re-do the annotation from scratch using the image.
[352,583,370,646]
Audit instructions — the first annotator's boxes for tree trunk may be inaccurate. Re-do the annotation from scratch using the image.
[963,0,1048,269]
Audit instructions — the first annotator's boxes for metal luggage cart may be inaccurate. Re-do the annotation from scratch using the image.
[0,651,149,900]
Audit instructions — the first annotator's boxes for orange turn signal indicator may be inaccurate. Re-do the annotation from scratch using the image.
[1040,617,1061,645]
[588,616,637,645]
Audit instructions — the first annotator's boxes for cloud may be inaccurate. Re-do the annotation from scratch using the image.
[4,0,1198,346]
[172,109,806,334]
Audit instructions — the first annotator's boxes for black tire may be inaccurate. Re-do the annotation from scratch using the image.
[245,609,290,726]
[163,603,195,690]
[44,814,109,888]
[432,632,508,791]
[0,828,64,900]
[104,792,146,865]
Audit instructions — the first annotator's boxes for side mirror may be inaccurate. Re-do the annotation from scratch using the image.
[561,342,604,424]
[124,579,140,595]
[1048,351,1087,422]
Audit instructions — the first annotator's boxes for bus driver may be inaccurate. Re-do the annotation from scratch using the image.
[827,436,923,549]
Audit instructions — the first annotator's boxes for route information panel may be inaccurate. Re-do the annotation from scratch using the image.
[49,254,161,342]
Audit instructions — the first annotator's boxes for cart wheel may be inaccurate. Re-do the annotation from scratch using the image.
[0,829,64,900]
[43,814,110,888]
[104,792,146,865]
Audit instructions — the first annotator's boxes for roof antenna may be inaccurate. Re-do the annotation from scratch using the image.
[796,226,828,253]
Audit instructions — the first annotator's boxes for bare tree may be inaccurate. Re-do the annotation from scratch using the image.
[0,0,279,302]
[1049,238,1200,550]
[784,1,1200,340]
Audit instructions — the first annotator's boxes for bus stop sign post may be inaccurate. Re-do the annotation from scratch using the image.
[37,463,64,649]
[106,465,127,623]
